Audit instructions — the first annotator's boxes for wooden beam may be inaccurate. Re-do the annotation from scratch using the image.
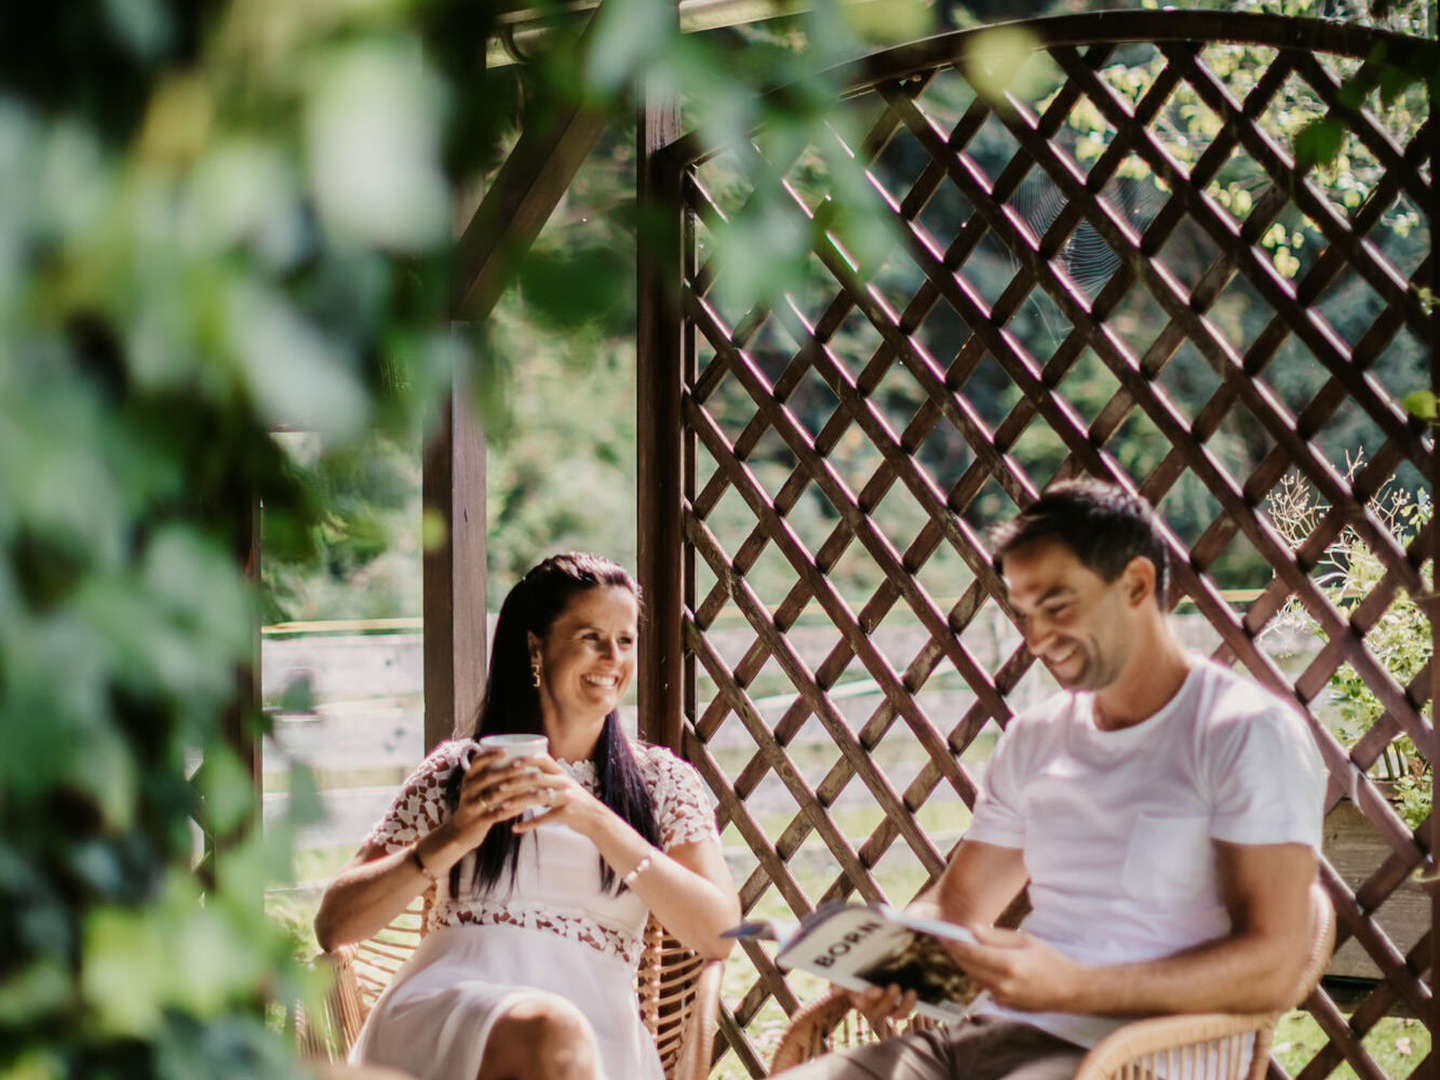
[440,8,620,744]
[1421,26,1440,1077]
[200,491,261,898]
[422,372,488,750]
[450,62,609,319]
[636,78,685,751]
[227,491,263,784]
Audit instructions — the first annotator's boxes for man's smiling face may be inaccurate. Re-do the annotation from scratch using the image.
[1002,537,1141,692]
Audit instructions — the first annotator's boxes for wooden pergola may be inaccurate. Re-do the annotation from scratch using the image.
[632,11,1440,1076]
[240,6,1440,1078]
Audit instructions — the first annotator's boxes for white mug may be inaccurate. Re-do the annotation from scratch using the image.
[467,733,548,769]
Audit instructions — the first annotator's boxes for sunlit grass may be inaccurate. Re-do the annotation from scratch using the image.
[1274,1011,1428,1080]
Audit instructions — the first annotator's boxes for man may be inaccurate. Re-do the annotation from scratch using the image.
[777,478,1326,1080]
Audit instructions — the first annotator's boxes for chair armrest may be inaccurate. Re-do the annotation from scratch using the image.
[768,988,942,1076]
[769,989,855,1075]
[671,958,725,1080]
[1072,1011,1277,1080]
[295,946,369,1063]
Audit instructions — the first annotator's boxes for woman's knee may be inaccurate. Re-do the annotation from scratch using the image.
[479,995,601,1079]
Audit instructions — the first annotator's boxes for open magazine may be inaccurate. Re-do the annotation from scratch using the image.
[724,903,982,1022]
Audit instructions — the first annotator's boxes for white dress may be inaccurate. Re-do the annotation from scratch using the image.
[349,739,718,1080]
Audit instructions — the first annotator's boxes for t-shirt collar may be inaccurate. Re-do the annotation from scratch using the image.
[1078,656,1205,745]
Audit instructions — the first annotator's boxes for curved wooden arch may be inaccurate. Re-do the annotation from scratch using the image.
[662,11,1438,168]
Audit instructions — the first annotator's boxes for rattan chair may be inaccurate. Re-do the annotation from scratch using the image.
[296,890,723,1080]
[769,885,1335,1080]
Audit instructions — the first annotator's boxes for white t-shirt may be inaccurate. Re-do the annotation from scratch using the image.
[967,658,1326,1047]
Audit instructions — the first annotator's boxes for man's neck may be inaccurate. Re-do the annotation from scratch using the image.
[1092,625,1195,731]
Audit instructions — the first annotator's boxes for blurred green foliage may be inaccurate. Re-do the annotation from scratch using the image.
[2,0,1002,1073]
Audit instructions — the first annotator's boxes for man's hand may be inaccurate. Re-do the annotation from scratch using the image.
[948,926,1084,1012]
[846,983,920,1034]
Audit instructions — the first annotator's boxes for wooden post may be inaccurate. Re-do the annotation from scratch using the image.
[636,84,685,752]
[227,491,263,785]
[1429,50,1440,1080]
[200,491,261,896]
[422,371,488,751]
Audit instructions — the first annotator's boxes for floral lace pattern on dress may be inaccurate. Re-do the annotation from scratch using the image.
[362,739,720,964]
[445,900,644,965]
[632,744,719,849]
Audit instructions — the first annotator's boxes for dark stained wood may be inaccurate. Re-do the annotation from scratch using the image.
[1325,801,1432,982]
[452,100,607,319]
[881,80,1436,770]
[451,8,610,323]
[637,80,685,751]
[422,381,487,750]
[227,491,263,786]
[644,14,1437,1074]
[1429,60,1440,1080]
[203,493,262,901]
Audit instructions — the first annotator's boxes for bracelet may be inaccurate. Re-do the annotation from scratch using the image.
[411,846,439,885]
[621,849,657,888]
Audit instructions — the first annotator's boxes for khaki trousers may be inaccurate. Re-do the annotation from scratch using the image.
[772,1014,1088,1080]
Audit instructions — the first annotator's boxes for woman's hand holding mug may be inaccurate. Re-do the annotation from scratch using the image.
[510,755,606,837]
[448,735,548,844]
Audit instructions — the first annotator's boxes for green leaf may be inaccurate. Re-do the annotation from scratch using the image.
[1335,76,1366,111]
[0,959,73,1025]
[964,26,1043,107]
[1378,61,1422,106]
[1401,390,1437,421]
[82,907,165,1037]
[196,743,256,838]
[2,1048,63,1080]
[516,245,628,331]
[583,0,674,96]
[1293,117,1344,171]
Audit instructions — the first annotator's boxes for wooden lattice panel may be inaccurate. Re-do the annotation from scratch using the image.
[643,11,1436,1079]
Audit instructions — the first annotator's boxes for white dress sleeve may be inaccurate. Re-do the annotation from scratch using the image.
[362,741,464,852]
[638,745,720,849]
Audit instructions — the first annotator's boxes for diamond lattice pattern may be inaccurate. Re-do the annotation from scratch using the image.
[667,17,1435,1078]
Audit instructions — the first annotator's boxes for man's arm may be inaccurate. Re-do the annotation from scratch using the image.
[912,837,1029,927]
[950,840,1316,1016]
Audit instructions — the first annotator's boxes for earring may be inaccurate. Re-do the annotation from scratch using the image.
[531,661,542,689]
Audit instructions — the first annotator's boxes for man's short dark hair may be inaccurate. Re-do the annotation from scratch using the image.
[990,479,1170,605]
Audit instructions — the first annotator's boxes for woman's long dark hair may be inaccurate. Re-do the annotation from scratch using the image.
[444,553,661,898]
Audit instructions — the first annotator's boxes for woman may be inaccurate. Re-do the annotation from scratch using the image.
[314,553,739,1080]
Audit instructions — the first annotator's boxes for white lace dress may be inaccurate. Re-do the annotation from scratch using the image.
[348,739,718,1080]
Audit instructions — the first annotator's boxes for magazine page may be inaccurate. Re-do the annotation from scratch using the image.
[775,905,980,1023]
[889,907,981,945]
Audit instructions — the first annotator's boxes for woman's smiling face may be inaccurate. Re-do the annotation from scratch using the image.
[530,585,639,727]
